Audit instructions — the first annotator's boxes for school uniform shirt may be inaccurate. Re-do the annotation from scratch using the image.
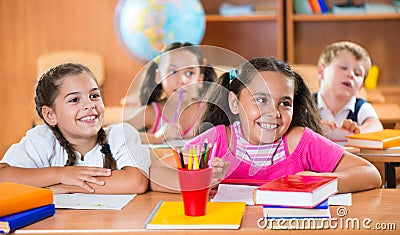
[316,93,379,142]
[1,123,151,176]
[186,124,343,181]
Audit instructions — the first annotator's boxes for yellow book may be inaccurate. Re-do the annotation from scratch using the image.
[345,129,400,149]
[145,201,246,230]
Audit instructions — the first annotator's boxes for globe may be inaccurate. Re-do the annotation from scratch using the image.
[114,0,206,63]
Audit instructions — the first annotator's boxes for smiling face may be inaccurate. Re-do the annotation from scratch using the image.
[156,49,203,101]
[229,71,294,145]
[319,50,365,101]
[42,72,105,144]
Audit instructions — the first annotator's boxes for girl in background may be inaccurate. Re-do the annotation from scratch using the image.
[150,57,381,193]
[0,63,150,194]
[126,42,216,144]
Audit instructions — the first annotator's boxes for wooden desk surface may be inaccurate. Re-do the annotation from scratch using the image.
[372,103,400,127]
[19,189,399,234]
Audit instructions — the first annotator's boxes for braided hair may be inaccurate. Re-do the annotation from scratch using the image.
[34,63,117,170]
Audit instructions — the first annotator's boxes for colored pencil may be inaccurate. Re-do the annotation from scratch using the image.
[177,148,185,169]
[172,149,182,169]
[208,142,217,168]
[172,90,185,123]
[188,146,193,170]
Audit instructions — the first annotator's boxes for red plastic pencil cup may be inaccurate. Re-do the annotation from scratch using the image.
[178,167,212,216]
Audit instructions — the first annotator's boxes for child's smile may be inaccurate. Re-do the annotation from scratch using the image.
[233,71,294,145]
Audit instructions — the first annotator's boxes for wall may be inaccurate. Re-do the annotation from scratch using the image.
[0,0,144,157]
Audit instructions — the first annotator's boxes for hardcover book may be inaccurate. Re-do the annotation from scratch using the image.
[0,204,55,234]
[346,129,400,149]
[253,175,338,208]
[145,201,246,229]
[263,199,330,219]
[0,182,53,217]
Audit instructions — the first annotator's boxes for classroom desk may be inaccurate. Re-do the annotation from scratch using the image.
[372,103,400,129]
[363,88,385,103]
[18,189,400,234]
[352,149,400,189]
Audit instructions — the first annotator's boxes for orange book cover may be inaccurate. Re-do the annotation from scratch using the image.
[308,0,322,13]
[346,129,400,149]
[0,182,54,217]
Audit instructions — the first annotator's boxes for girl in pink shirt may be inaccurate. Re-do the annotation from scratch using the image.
[126,42,216,144]
[150,57,381,193]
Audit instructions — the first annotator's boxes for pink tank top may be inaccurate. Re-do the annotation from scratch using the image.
[148,102,201,138]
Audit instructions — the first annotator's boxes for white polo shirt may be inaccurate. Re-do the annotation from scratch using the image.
[1,123,151,176]
[317,93,379,142]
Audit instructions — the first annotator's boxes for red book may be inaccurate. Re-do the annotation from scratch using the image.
[253,175,338,208]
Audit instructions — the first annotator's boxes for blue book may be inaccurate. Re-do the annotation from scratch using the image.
[317,0,329,13]
[262,199,330,219]
[0,204,55,234]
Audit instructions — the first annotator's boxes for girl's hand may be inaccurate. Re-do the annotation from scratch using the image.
[295,171,319,176]
[340,119,361,134]
[155,123,182,141]
[296,171,332,177]
[211,157,230,186]
[46,184,88,194]
[59,166,112,192]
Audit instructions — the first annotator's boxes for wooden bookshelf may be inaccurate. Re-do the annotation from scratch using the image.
[286,0,400,86]
[200,0,284,60]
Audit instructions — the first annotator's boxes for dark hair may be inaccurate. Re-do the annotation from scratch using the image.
[198,57,324,135]
[139,42,216,105]
[34,63,117,170]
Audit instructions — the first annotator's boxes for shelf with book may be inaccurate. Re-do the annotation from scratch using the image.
[292,13,400,21]
[200,0,284,60]
[286,0,400,86]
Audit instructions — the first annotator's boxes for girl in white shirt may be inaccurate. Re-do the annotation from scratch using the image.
[0,63,150,194]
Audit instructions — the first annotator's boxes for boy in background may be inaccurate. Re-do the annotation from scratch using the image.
[314,41,383,142]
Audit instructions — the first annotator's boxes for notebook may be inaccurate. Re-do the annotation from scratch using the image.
[145,201,246,229]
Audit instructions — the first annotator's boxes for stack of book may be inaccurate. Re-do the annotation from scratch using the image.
[346,129,400,150]
[253,175,338,229]
[0,182,55,234]
[294,0,329,14]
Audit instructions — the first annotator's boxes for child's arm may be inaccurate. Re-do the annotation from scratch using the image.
[0,163,148,194]
[126,105,181,144]
[148,149,231,192]
[331,151,382,192]
[48,166,149,194]
[341,117,383,134]
[0,163,110,191]
[297,151,382,193]
[149,150,180,193]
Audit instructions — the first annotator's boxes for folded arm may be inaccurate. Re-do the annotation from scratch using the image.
[0,163,148,194]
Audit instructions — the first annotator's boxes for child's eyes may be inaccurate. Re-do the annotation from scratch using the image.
[90,93,101,100]
[184,71,195,77]
[67,93,101,103]
[68,97,79,103]
[280,100,292,107]
[255,97,267,104]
